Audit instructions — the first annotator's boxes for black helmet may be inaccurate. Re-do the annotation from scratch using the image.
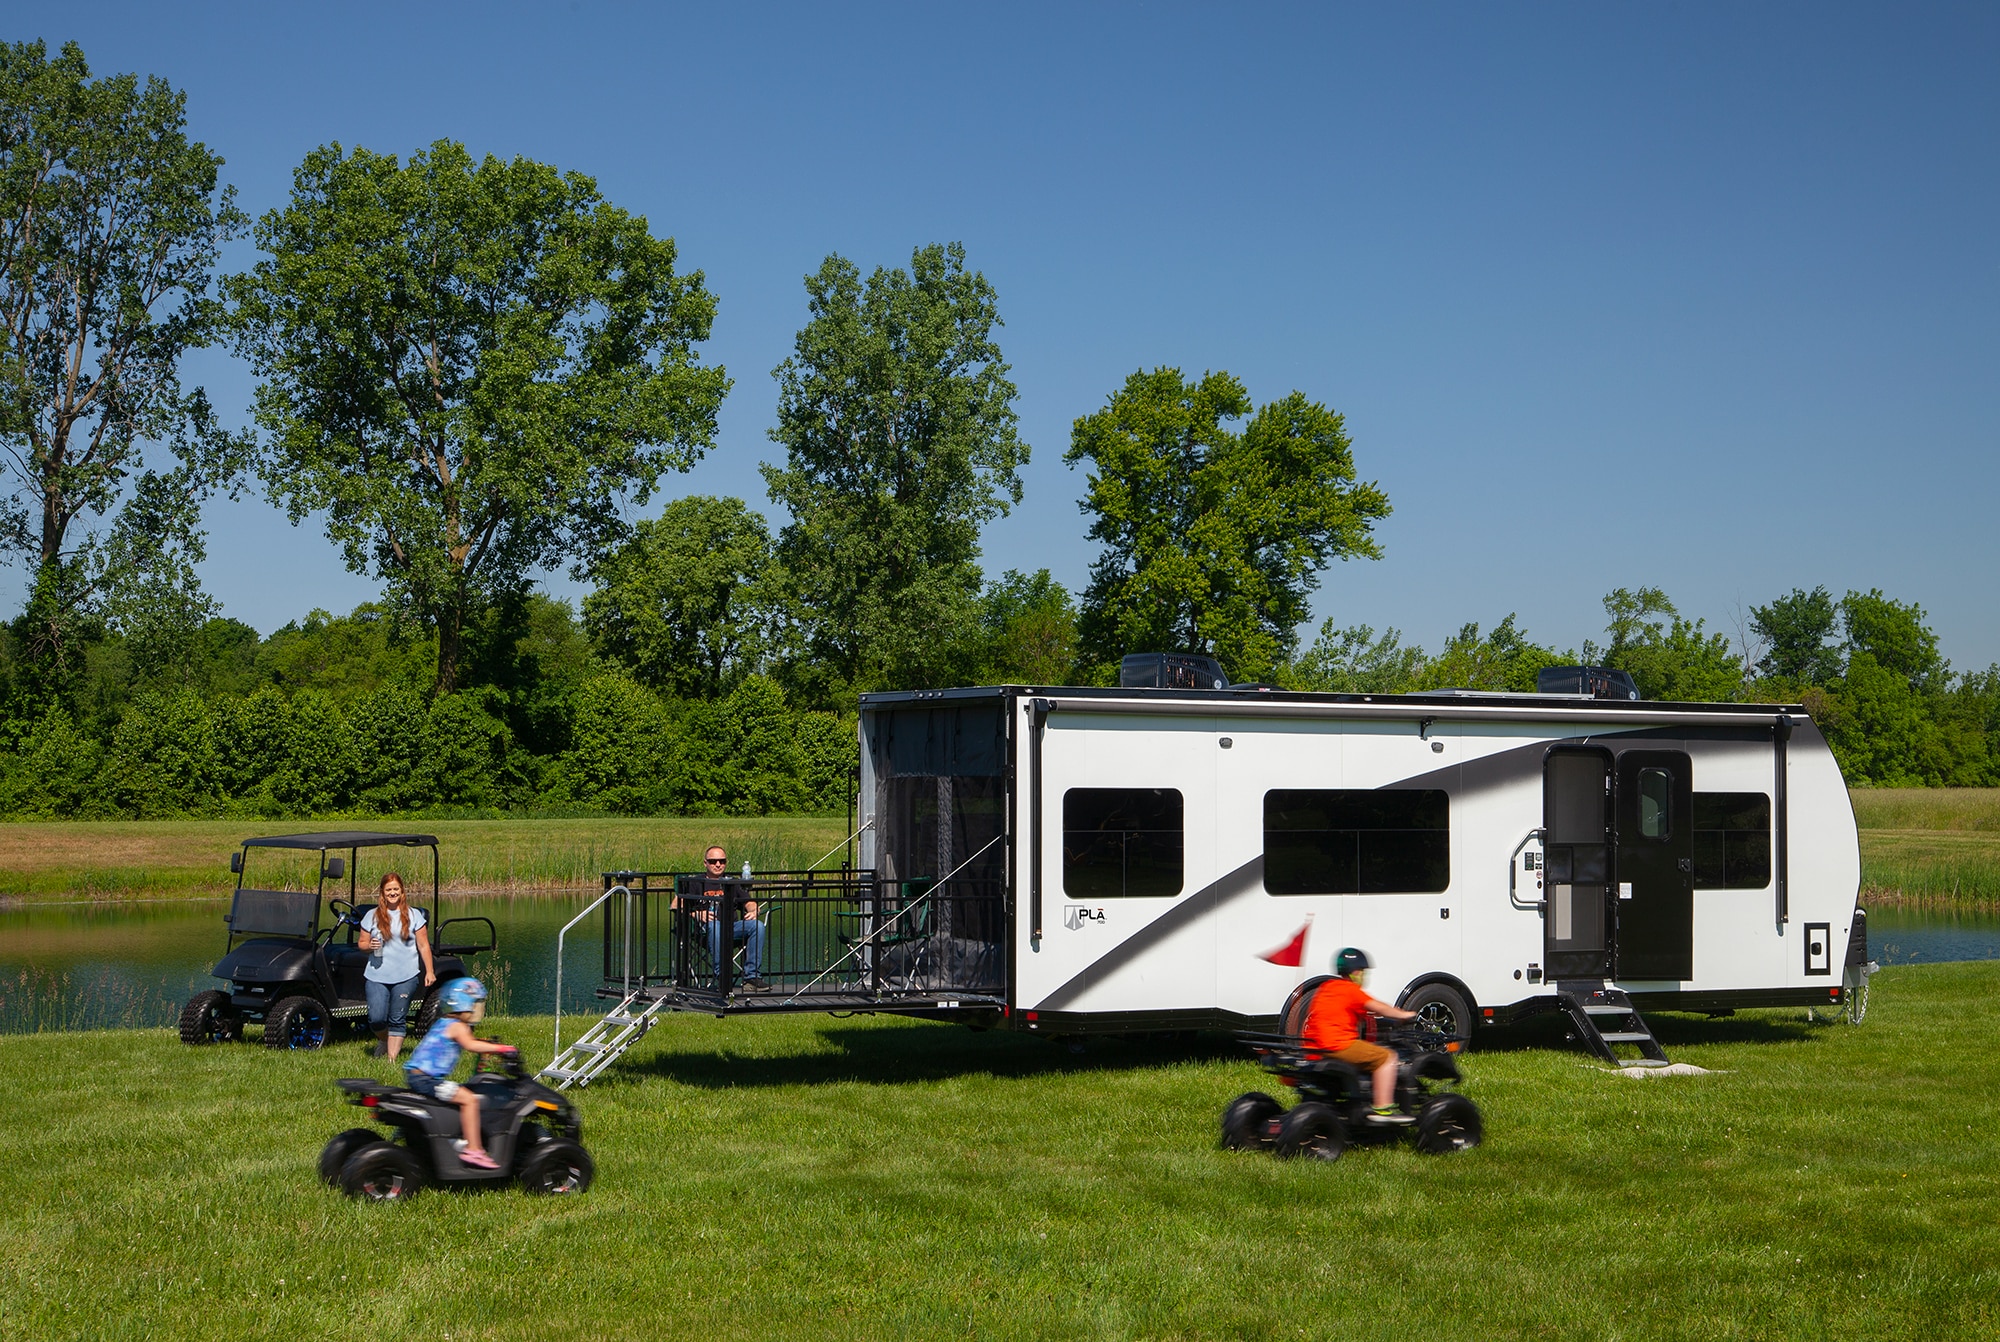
[1335,947,1371,977]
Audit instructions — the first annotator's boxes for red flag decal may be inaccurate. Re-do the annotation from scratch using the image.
[1258,917,1313,967]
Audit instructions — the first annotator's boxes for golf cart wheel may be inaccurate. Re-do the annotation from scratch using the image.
[340,1142,423,1202]
[1274,1102,1346,1162]
[411,986,443,1038]
[1413,1094,1483,1154]
[319,1128,381,1186]
[518,1139,594,1195]
[178,990,241,1045]
[264,995,331,1050]
[1221,1092,1284,1151]
[1403,982,1473,1042]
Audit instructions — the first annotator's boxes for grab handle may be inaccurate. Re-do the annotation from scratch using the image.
[1509,828,1547,912]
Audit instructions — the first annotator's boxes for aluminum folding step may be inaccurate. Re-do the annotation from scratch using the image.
[536,987,675,1091]
[1555,980,1671,1067]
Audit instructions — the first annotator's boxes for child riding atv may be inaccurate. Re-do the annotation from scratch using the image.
[1301,947,1419,1124]
[402,977,517,1168]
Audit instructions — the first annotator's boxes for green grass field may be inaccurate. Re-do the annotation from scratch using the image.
[0,962,1993,1341]
[0,816,851,903]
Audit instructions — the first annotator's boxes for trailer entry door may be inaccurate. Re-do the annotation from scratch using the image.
[1543,748,1612,980]
[1614,750,1695,981]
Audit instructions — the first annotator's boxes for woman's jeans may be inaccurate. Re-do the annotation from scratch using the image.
[366,974,423,1035]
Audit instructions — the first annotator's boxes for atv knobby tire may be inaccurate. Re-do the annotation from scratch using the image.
[340,1142,423,1202]
[319,1128,382,1186]
[1221,1091,1284,1151]
[264,995,330,1050]
[517,1139,594,1195]
[1412,1093,1483,1154]
[1274,1102,1346,1162]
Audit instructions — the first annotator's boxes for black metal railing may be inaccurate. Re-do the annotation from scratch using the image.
[599,868,1006,1004]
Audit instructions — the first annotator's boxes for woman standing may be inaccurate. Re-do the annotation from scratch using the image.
[358,872,436,1060]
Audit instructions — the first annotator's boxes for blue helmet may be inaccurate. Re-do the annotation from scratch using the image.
[441,977,487,1014]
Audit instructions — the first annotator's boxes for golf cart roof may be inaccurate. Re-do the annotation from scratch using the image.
[241,831,439,851]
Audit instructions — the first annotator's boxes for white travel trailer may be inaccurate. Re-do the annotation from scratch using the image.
[545,676,1868,1086]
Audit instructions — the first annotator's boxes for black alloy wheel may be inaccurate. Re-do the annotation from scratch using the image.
[1273,1102,1346,1162]
[264,995,331,1050]
[178,990,241,1045]
[1403,982,1474,1041]
[1220,1092,1284,1151]
[1412,1093,1484,1154]
[319,1128,382,1185]
[340,1142,423,1202]
[517,1139,594,1195]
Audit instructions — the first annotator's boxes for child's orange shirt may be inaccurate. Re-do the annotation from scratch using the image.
[1301,976,1370,1050]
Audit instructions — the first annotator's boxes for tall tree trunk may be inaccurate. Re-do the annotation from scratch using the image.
[434,603,462,697]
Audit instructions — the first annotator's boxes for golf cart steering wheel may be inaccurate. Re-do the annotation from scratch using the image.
[327,898,362,930]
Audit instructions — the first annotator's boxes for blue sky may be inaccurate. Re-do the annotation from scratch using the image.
[10,3,1998,670]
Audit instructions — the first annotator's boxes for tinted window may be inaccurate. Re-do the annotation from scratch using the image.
[1265,789,1450,895]
[1638,768,1672,839]
[1693,792,1771,889]
[1063,788,1183,898]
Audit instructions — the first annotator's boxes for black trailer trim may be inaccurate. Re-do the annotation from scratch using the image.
[1487,985,1847,1025]
[1775,715,1792,928]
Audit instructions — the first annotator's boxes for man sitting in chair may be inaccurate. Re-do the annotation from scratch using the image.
[685,845,769,992]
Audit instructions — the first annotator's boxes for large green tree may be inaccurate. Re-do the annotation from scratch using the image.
[0,41,245,695]
[227,139,729,695]
[584,494,773,699]
[763,243,1026,704]
[1590,587,1744,702]
[1749,585,1841,686]
[1066,368,1389,682]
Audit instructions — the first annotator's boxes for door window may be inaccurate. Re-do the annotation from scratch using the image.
[1062,788,1183,898]
[1637,768,1672,839]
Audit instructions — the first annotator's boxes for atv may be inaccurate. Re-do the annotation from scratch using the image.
[178,831,495,1050]
[1221,978,1483,1161]
[321,1047,592,1201]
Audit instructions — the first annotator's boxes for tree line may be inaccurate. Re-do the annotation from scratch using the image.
[0,41,1990,819]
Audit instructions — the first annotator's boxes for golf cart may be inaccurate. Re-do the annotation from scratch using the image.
[178,831,495,1050]
[321,1046,592,1201]
[1220,976,1484,1161]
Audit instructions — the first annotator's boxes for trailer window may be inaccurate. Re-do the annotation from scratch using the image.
[1693,792,1771,889]
[1263,789,1450,895]
[1062,788,1184,898]
[1637,768,1672,839]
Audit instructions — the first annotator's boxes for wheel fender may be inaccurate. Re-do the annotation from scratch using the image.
[1396,973,1480,1021]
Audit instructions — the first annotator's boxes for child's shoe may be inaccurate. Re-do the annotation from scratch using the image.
[460,1149,500,1169]
[1367,1107,1414,1125]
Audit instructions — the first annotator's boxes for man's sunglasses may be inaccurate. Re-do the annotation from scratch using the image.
[705,857,727,865]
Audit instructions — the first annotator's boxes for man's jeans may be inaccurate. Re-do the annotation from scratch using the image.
[708,916,765,980]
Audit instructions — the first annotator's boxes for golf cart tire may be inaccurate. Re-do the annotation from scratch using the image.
[1220,1091,1284,1151]
[264,995,331,1050]
[411,987,443,1038]
[1404,981,1474,1041]
[1412,1093,1483,1154]
[340,1141,424,1202]
[517,1139,594,1196]
[1274,1102,1346,1162]
[178,990,241,1045]
[319,1128,381,1186]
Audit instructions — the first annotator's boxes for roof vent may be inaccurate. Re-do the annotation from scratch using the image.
[1120,652,1228,690]
[1536,666,1641,700]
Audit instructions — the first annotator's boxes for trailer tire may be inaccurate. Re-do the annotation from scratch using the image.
[1412,1094,1483,1154]
[1404,981,1473,1041]
[411,986,442,1038]
[1280,976,1335,1038]
[319,1128,381,1185]
[178,990,241,1045]
[340,1142,423,1201]
[264,995,330,1050]
[1221,1092,1284,1151]
[518,1139,594,1195]
[1274,1102,1345,1162]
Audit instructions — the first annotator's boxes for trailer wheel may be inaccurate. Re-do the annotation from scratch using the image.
[340,1142,423,1202]
[1274,1102,1345,1161]
[1404,982,1473,1041]
[319,1128,381,1185]
[1221,1092,1284,1151]
[264,995,330,1050]
[178,990,241,1045]
[1412,1094,1483,1154]
[518,1139,594,1195]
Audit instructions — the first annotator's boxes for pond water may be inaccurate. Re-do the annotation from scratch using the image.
[1,895,1994,1034]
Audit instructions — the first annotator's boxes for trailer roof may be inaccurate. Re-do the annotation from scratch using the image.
[858,684,1808,723]
[241,831,439,850]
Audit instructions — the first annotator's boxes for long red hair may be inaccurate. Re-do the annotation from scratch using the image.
[376,872,411,942]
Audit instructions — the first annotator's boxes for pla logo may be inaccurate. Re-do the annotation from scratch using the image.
[1063,906,1106,931]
